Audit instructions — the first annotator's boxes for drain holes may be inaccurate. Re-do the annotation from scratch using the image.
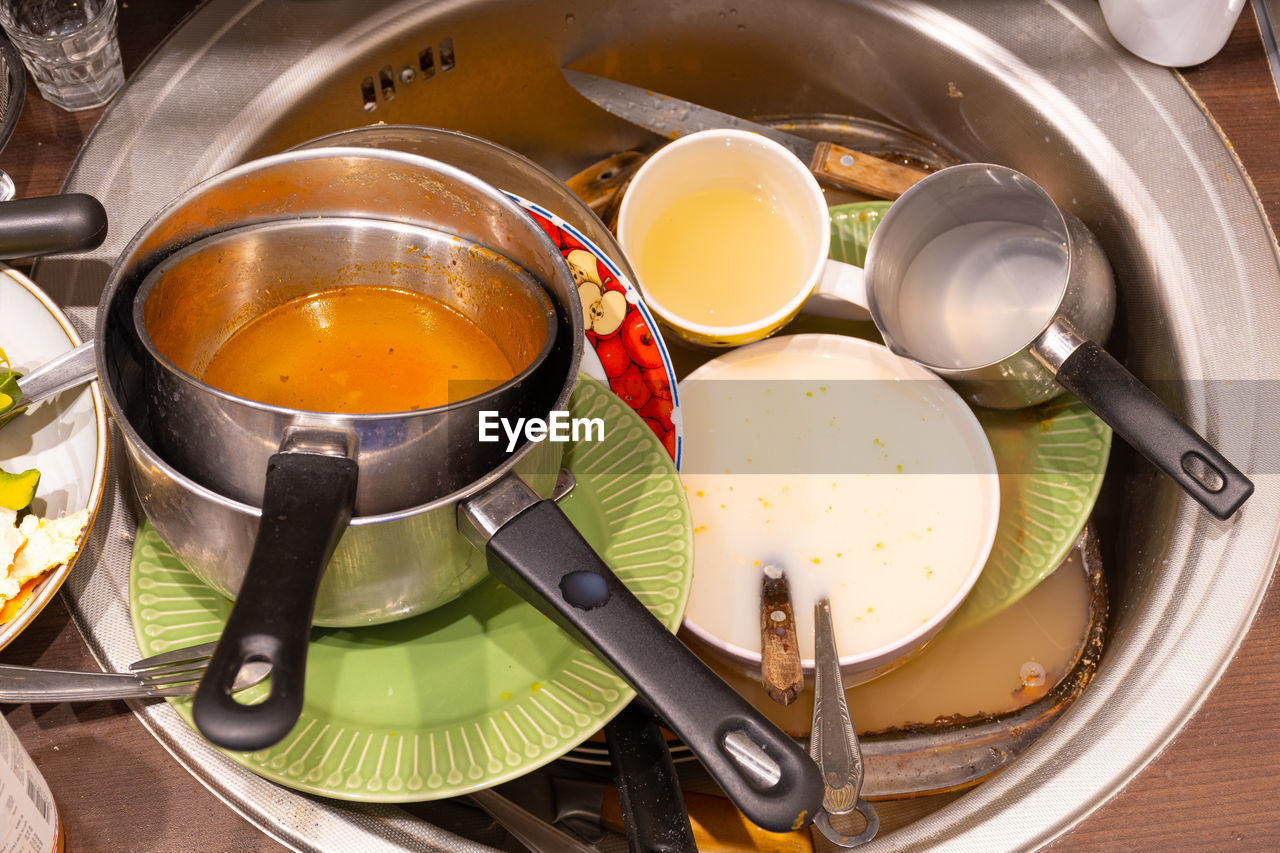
[419,38,454,73]
[361,37,455,109]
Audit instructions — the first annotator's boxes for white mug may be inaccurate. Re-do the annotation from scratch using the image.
[1099,0,1246,67]
[616,128,869,347]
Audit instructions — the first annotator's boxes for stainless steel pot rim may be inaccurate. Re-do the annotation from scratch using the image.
[864,161,1072,372]
[130,215,559,423]
[94,144,583,372]
[290,125,565,183]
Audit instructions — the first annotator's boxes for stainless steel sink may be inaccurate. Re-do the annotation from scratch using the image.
[39,0,1280,850]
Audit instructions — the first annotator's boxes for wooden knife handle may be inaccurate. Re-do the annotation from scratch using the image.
[564,149,649,215]
[761,572,803,706]
[809,141,928,199]
[602,789,815,853]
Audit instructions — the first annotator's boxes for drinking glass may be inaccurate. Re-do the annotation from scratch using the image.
[0,0,124,111]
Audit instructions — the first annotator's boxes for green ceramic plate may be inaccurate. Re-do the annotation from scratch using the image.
[130,377,692,802]
[827,202,1112,625]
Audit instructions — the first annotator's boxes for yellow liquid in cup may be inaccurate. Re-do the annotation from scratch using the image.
[634,186,810,328]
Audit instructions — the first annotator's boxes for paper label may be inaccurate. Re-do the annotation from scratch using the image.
[0,716,58,853]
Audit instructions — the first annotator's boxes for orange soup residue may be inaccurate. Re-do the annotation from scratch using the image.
[201,285,516,413]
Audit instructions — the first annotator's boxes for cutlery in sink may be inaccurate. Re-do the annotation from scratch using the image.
[810,598,879,847]
[760,566,802,706]
[0,641,269,703]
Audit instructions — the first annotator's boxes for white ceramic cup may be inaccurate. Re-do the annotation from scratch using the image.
[616,128,870,347]
[1099,0,1246,67]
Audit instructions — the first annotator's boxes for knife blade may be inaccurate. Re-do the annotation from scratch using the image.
[563,69,928,199]
[1254,0,1280,106]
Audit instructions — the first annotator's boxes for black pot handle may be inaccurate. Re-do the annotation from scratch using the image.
[1055,340,1253,520]
[193,448,358,752]
[481,496,823,834]
[0,194,108,259]
[605,701,697,853]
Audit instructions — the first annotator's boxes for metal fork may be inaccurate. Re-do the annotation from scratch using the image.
[0,641,269,703]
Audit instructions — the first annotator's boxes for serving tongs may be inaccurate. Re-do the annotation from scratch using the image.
[810,598,879,847]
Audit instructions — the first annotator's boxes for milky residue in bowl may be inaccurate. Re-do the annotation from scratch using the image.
[678,335,997,662]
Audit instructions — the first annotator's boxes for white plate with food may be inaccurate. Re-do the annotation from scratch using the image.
[0,266,107,650]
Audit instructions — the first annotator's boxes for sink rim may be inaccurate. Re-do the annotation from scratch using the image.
[38,0,1280,849]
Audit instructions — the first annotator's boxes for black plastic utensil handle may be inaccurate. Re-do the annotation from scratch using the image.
[193,451,358,752]
[605,701,698,853]
[0,194,108,258]
[1055,340,1253,520]
[486,500,824,834]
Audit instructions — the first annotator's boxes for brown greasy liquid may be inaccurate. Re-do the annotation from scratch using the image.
[701,547,1093,736]
[202,286,516,413]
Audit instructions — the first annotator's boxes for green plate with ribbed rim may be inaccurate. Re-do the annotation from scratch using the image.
[129,377,692,801]
[828,202,1112,625]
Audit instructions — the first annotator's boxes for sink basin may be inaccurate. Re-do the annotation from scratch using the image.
[41,0,1280,849]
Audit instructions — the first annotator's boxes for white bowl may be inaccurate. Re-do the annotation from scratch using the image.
[677,334,1000,686]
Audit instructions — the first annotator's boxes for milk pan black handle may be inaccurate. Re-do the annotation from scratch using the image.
[193,450,358,752]
[0,194,108,259]
[484,499,824,834]
[1055,340,1253,520]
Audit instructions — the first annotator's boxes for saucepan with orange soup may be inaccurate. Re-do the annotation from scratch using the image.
[94,145,822,833]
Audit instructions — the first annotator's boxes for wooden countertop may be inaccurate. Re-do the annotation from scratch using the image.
[3,3,1279,851]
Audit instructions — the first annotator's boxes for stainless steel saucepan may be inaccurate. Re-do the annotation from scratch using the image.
[859,163,1253,519]
[95,145,822,833]
[132,216,560,513]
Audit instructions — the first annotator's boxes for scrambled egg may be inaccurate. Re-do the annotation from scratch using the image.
[0,346,91,620]
[0,506,90,612]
